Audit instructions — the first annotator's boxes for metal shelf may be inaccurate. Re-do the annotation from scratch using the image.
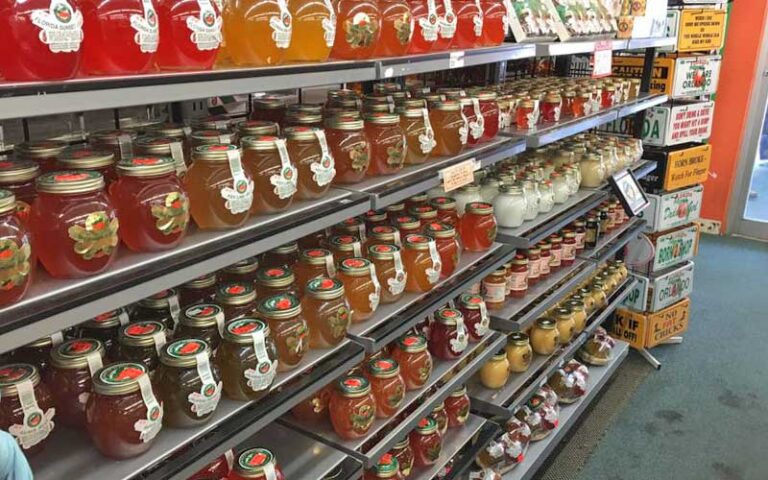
[407,414,488,480]
[340,138,526,210]
[496,190,608,249]
[534,39,628,57]
[281,332,507,467]
[578,217,646,262]
[616,94,668,117]
[440,421,502,480]
[0,190,370,355]
[625,37,678,50]
[500,341,630,480]
[30,341,365,480]
[348,243,515,352]
[582,277,637,337]
[378,44,536,78]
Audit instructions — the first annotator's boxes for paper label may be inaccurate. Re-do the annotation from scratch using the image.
[441,158,476,192]
[244,330,277,392]
[188,353,222,417]
[312,130,336,187]
[151,331,167,355]
[473,0,483,36]
[118,135,134,159]
[325,255,336,278]
[438,0,457,39]
[271,139,298,199]
[420,0,439,41]
[168,295,181,331]
[322,0,336,47]
[85,352,103,377]
[426,240,442,284]
[50,332,64,346]
[550,248,562,267]
[357,224,367,243]
[393,230,402,247]
[459,110,469,145]
[592,40,612,78]
[131,0,159,53]
[31,0,84,53]
[353,241,362,257]
[469,98,484,140]
[135,375,163,443]
[270,0,292,48]
[220,149,254,214]
[574,231,585,249]
[483,281,505,302]
[562,243,576,261]
[449,50,464,68]
[9,380,55,451]
[501,0,513,34]
[118,311,130,326]
[170,141,187,175]
[509,270,527,292]
[420,108,437,154]
[387,251,407,296]
[450,316,469,354]
[476,300,489,336]
[187,0,222,51]
[539,255,550,276]
[369,264,381,311]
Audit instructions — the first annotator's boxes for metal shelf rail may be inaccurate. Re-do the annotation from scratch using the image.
[578,217,647,263]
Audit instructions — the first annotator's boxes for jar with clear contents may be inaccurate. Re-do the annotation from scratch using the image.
[337,257,380,322]
[285,127,336,200]
[429,101,467,157]
[367,244,407,304]
[257,293,309,371]
[326,116,371,184]
[241,135,297,215]
[295,248,336,296]
[215,318,279,401]
[402,234,441,292]
[302,277,351,348]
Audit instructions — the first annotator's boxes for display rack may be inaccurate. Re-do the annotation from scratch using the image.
[441,422,502,480]
[408,414,488,480]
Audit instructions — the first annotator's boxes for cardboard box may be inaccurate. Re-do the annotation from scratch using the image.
[612,54,721,98]
[612,298,691,348]
[646,223,700,273]
[662,8,727,52]
[642,143,711,193]
[644,184,704,232]
[642,100,714,147]
[622,261,695,312]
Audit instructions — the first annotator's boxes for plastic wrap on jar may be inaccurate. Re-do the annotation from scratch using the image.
[548,359,589,404]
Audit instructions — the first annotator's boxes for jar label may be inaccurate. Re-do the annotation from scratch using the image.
[312,130,336,187]
[188,0,222,51]
[0,237,32,295]
[30,0,84,53]
[325,254,337,277]
[574,231,585,249]
[476,299,489,336]
[244,330,277,392]
[168,294,181,331]
[118,310,130,326]
[220,149,254,214]
[68,211,120,261]
[152,191,190,237]
[353,241,362,257]
[550,248,562,267]
[473,0,483,37]
[169,141,187,175]
[419,108,437,154]
[135,374,163,443]
[450,317,469,354]
[501,0,513,34]
[271,139,298,200]
[510,270,528,291]
[562,243,576,261]
[368,263,381,311]
[152,330,167,355]
[131,0,159,53]
[189,352,222,417]
[500,109,512,130]
[85,351,103,377]
[387,251,407,296]
[469,281,480,295]
[529,257,540,279]
[458,110,469,145]
[482,280,505,303]
[420,0,439,42]
[392,229,402,247]
[426,240,442,285]
[322,0,336,47]
[469,98,485,140]
[270,0,293,49]
[357,224,367,243]
[438,0,456,39]
[8,380,55,451]
[539,256,550,276]
[386,135,406,167]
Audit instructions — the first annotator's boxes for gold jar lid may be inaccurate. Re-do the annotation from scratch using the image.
[183,272,217,289]
[284,126,320,141]
[329,235,362,252]
[534,317,557,330]
[525,246,541,256]
[191,129,232,145]
[511,254,528,266]
[435,308,464,326]
[58,146,115,169]
[223,257,259,275]
[508,332,530,346]
[476,91,498,101]
[257,293,302,320]
[237,120,280,137]
[241,135,280,151]
[465,201,493,215]
[50,338,106,370]
[91,362,150,396]
[116,156,177,177]
[233,448,279,478]
[393,437,410,450]
[160,338,212,368]
[305,277,345,300]
[386,203,405,213]
[544,93,562,103]
[403,233,435,251]
[118,321,167,347]
[138,289,179,310]
[192,115,234,131]
[430,196,456,210]
[255,266,295,288]
[548,233,563,244]
[148,122,187,139]
[286,112,323,126]
[300,248,334,266]
[396,107,423,118]
[0,363,41,397]
[402,98,427,108]
[222,318,271,344]
[369,225,399,242]
[366,357,400,379]
[192,144,241,162]
[364,209,387,223]
[89,130,138,146]
[217,282,257,306]
[83,308,126,329]
[336,376,371,398]
[555,307,572,320]
[134,135,178,155]
[273,241,298,255]
[288,103,324,115]
[36,170,104,194]
[450,385,467,397]
[367,243,401,260]
[339,257,373,277]
[425,221,456,239]
[519,98,536,109]
[181,304,224,328]
[565,299,585,312]
[433,100,461,111]
[16,140,68,158]
[414,416,438,435]
[0,159,40,184]
[432,400,445,413]
[365,113,400,125]
[253,96,286,109]
[0,190,15,214]
[396,333,427,353]
[326,116,364,130]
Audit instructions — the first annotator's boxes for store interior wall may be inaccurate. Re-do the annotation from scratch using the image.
[702,0,768,232]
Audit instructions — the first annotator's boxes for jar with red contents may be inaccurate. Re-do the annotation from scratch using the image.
[329,376,376,440]
[80,0,158,75]
[58,146,118,184]
[0,190,33,307]
[408,0,438,53]
[424,221,461,278]
[457,293,489,341]
[155,0,221,71]
[366,452,404,480]
[476,91,500,142]
[430,196,459,226]
[331,0,381,59]
[189,452,233,480]
[409,416,442,467]
[326,116,371,184]
[430,400,448,434]
[391,333,432,390]
[174,304,224,353]
[548,233,563,272]
[46,338,106,428]
[367,225,403,249]
[220,257,259,287]
[405,192,428,210]
[0,363,55,456]
[479,0,505,45]
[77,308,128,354]
[364,357,406,418]
[601,86,617,109]
[229,448,285,480]
[365,113,406,176]
[462,97,484,146]
[516,99,537,130]
[10,336,57,372]
[459,202,497,252]
[541,94,563,123]
[452,0,482,48]
[409,205,438,229]
[177,273,217,308]
[433,0,456,50]
[537,241,551,279]
[388,438,414,477]
[216,282,257,320]
[428,308,468,360]
[334,217,368,244]
[31,171,118,278]
[561,231,576,267]
[444,385,470,427]
[572,220,586,251]
[113,321,167,376]
[508,254,529,298]
[373,0,413,57]
[16,141,67,175]
[0,160,40,215]
[364,209,389,231]
[329,234,364,265]
[392,215,422,238]
[523,246,541,285]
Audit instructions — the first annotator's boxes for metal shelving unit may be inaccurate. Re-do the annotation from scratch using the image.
[407,414,488,480]
[579,217,647,263]
[378,44,537,78]
[534,39,628,57]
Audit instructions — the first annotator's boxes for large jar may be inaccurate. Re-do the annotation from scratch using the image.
[133,136,187,174]
[109,157,189,252]
[424,221,461,278]
[459,201,497,252]
[113,321,168,376]
[327,116,371,184]
[16,141,68,175]
[0,190,33,307]
[0,160,40,211]
[174,303,225,353]
[58,146,118,184]
[444,385,470,427]
[505,332,532,373]
[257,293,309,371]
[285,0,335,62]
[493,184,526,228]
[31,171,119,278]
[337,257,381,322]
[402,234,441,292]
[452,0,482,49]
[427,308,468,360]
[373,0,413,57]
[133,288,182,330]
[83,363,160,462]
[461,97,484,146]
[430,101,467,157]
[219,257,258,287]
[285,127,336,200]
[215,318,278,401]
[476,91,500,142]
[364,357,406,418]
[329,376,376,439]
[77,309,129,355]
[229,448,286,480]
[433,0,456,51]
[302,277,351,348]
[391,333,432,389]
[330,0,381,59]
[478,0,504,45]
[479,350,508,389]
[367,244,407,304]
[409,417,442,467]
[530,318,559,355]
[241,136,297,215]
[457,293,489,341]
[408,0,438,53]
[0,363,55,456]
[46,338,106,428]
[186,144,253,230]
[179,272,218,307]
[10,336,57,373]
[453,184,482,215]
[366,113,407,176]
[223,0,290,66]
[155,0,221,71]
[295,248,336,296]
[329,234,365,265]
[579,154,606,188]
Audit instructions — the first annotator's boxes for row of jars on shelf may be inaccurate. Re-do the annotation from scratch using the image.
[2,0,509,82]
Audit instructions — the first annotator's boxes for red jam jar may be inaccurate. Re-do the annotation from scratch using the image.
[0,190,34,307]
[541,94,562,123]
[477,90,500,142]
[430,400,448,435]
[178,272,218,307]
[516,99,537,130]
[366,453,405,480]
[479,0,505,46]
[391,333,432,390]
[58,146,118,185]
[424,221,461,278]
[408,0,438,53]
[548,233,563,272]
[523,247,541,285]
[459,202,497,252]
[86,362,163,459]
[77,308,129,354]
[537,241,551,279]
[452,0,482,49]
[433,0,456,51]
[430,196,460,226]
[80,0,159,75]
[409,416,442,467]
[409,205,438,228]
[327,116,372,184]
[365,113,406,176]
[331,0,381,59]
[0,363,56,456]
[389,438,415,477]
[229,448,285,480]
[216,281,257,320]
[16,141,68,174]
[329,376,376,440]
[373,0,413,57]
[444,385,470,427]
[457,293,489,341]
[428,308,468,360]
[46,338,106,428]
[508,254,529,298]
[601,86,617,109]
[392,215,421,238]
[562,231,577,267]
[155,0,221,71]
[0,160,40,212]
[364,357,406,418]
[113,321,168,376]
[31,171,119,278]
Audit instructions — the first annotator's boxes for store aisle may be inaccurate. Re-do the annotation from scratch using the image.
[539,234,768,480]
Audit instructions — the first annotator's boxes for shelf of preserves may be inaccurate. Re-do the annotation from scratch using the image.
[0,190,371,355]
[440,421,502,480]
[490,259,597,332]
[407,414,488,480]
[534,39,628,57]
[496,190,608,249]
[29,340,365,480]
[625,37,678,50]
[348,243,515,352]
[281,332,507,467]
[582,277,637,337]
[340,137,527,210]
[499,340,630,480]
[579,217,646,262]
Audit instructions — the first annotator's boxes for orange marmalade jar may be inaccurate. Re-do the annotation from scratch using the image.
[109,157,190,252]
[392,215,422,238]
[334,216,368,243]
[391,333,432,390]
[31,171,119,279]
[0,363,55,456]
[285,0,336,63]
[430,196,460,226]
[373,0,413,57]
[337,257,381,322]
[186,144,253,230]
[329,376,376,440]
[399,107,436,164]
[285,127,336,200]
[365,113,407,176]
[430,101,468,157]
[223,0,291,66]
[46,339,106,429]
[424,222,461,278]
[459,201,497,252]
[367,244,407,304]
[257,293,309,371]
[295,248,336,296]
[329,234,364,265]
[241,136,297,215]
[255,266,297,299]
[331,0,381,59]
[364,357,406,418]
[367,225,402,249]
[402,234,441,292]
[364,209,389,231]
[0,190,33,307]
[327,116,371,184]
[302,277,351,348]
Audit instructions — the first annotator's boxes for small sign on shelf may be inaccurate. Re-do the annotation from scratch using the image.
[609,169,650,217]
[592,40,613,78]
[440,158,480,192]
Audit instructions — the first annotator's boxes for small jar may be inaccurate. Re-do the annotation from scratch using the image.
[493,184,526,228]
[409,417,443,467]
[391,334,433,390]
[538,241,551,279]
[241,136,297,215]
[516,99,537,129]
[389,438,415,478]
[215,318,279,401]
[58,146,118,185]
[590,282,608,308]
[255,266,297,299]
[302,277,352,348]
[429,101,467,157]
[601,86,617,109]
[572,220,586,251]
[266,241,301,270]
[505,332,532,373]
[430,400,448,435]
[572,93,590,118]
[444,385,470,428]
[257,293,309,372]
[479,350,509,389]
[508,255,529,299]
[430,197,460,226]
[368,244,407,304]
[392,215,422,239]
[482,268,507,310]
[0,363,55,456]
[579,154,606,189]
[548,234,563,272]
[530,318,559,355]
[89,131,139,164]
[561,231,577,267]
[577,287,597,314]
[113,321,168,376]
[538,180,555,213]
[155,339,222,428]
[229,448,286,480]
[77,309,129,355]
[16,140,68,173]
[457,293,490,341]
[215,282,257,321]
[366,113,406,176]
[133,289,182,330]
[428,308,469,360]
[565,299,587,334]
[0,160,40,210]
[178,273,218,307]
[402,234,442,292]
[409,205,439,229]
[326,116,371,184]
[46,339,106,428]
[174,304,225,353]
[329,376,376,440]
[452,184,482,215]
[329,234,365,265]
[424,222,461,278]
[364,357,406,418]
[0,190,33,307]
[295,248,336,296]
[554,307,576,345]
[541,94,562,123]
[523,247,541,286]
[459,202,497,252]
[399,107,435,164]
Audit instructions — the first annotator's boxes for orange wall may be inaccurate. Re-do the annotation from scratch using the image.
[702,0,768,230]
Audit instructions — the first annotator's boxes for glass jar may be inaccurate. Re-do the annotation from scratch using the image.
[255,266,297,299]
[367,225,402,250]
[410,416,442,467]
[0,160,40,212]
[365,113,406,176]
[453,184,482,215]
[457,293,489,341]
[250,97,288,126]
[329,376,376,439]
[133,288,182,329]
[391,334,432,390]
[186,144,253,230]
[516,99,537,130]
[109,157,189,252]
[579,154,606,188]
[572,93,590,118]
[459,202,497,251]
[565,299,587,334]
[364,209,389,231]
[329,234,365,265]
[410,205,438,228]
[58,146,118,185]
[452,0,481,49]
[554,307,576,345]
[31,171,119,278]
[265,241,300,269]
[399,107,435,164]
[215,318,279,401]
[477,91,500,142]
[548,233,563,272]
[0,363,55,456]
[190,129,235,148]
[482,268,506,310]
[561,231,576,267]
[176,273,218,308]
[430,101,467,157]
[368,244,407,304]
[113,321,167,376]
[492,184,526,228]
[237,120,280,140]
[538,241,551,279]
[530,318,559,355]
[424,222,461,278]
[284,127,336,200]
[389,438,415,478]
[523,247,540,286]
[303,277,351,348]
[507,254,529,299]
[331,0,381,59]
[505,332,532,373]
[46,339,106,428]
[337,257,381,322]
[601,86,617,109]
[326,116,371,184]
[77,309,128,355]
[295,248,336,296]
[257,293,309,371]
[373,0,413,56]
[174,304,225,353]
[0,191,33,307]
[16,141,68,174]
[429,197,459,227]
[430,400,448,435]
[444,385,470,428]
[461,97,483,146]
[285,0,335,62]
[223,0,289,66]
[155,339,222,428]
[541,94,562,123]
[291,383,331,423]
[229,448,285,480]
[391,215,422,239]
[10,336,56,373]
[241,136,297,215]
[479,350,508,389]
[402,234,441,292]
[86,362,162,459]
[408,0,438,53]
[576,287,597,314]
[133,136,188,176]
[572,220,586,251]
[478,0,504,45]
[364,357,406,418]
[89,131,139,164]
[428,308,469,360]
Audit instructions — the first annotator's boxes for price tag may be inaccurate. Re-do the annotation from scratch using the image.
[449,51,465,69]
[383,67,394,78]
[592,40,612,78]
[440,158,479,192]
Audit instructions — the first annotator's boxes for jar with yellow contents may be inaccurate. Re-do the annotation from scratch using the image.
[553,307,576,345]
[505,332,532,373]
[530,317,559,355]
[479,349,509,389]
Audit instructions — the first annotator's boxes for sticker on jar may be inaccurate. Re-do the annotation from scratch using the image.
[220,149,254,214]
[118,134,134,160]
[574,231,585,249]
[152,330,167,356]
[187,0,222,51]
[529,256,541,279]
[386,95,395,113]
[387,250,407,296]
[135,374,163,443]
[501,0,513,34]
[321,0,336,47]
[499,109,512,130]
[420,0,439,42]
[369,263,381,311]
[312,130,336,187]
[8,379,55,451]
[271,139,298,200]
[472,0,483,37]
[118,310,130,326]
[131,0,159,53]
[31,0,84,54]
[485,440,505,459]
[50,331,64,346]
[353,241,362,257]
[450,316,469,354]
[392,229,402,247]
[425,240,442,284]
[562,243,575,261]
[438,0,456,39]
[539,255,550,276]
[470,98,485,140]
[458,110,469,145]
[482,280,505,303]
[188,352,222,417]
[244,330,277,392]
[169,141,187,175]
[550,248,562,267]
[510,270,528,292]
[325,254,337,277]
[269,0,292,49]
[476,299,490,336]
[419,108,437,154]
[357,223,367,243]
[168,294,181,331]
[469,281,481,295]
[84,351,103,377]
